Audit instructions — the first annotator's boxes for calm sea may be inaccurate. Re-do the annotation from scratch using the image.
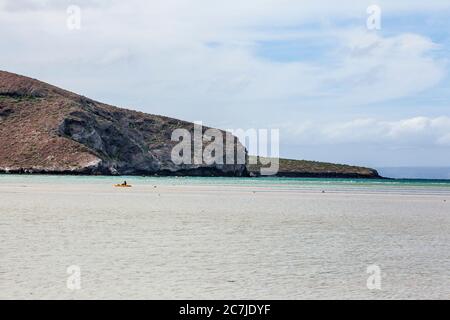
[1,174,450,195]
[1,175,450,299]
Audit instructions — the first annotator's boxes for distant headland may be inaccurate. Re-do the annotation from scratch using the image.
[0,71,381,179]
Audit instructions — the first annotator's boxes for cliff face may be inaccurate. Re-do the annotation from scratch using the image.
[0,71,247,176]
[0,71,382,179]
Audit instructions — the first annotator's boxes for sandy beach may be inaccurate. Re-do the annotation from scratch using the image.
[1,177,450,299]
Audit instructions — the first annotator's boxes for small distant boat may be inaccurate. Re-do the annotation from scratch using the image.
[114,181,132,188]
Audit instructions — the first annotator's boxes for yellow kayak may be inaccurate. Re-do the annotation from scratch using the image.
[114,184,132,188]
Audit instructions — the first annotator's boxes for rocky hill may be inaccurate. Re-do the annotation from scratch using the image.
[0,71,246,176]
[247,156,381,179]
[0,71,381,178]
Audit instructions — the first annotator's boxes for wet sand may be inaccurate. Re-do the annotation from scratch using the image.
[1,180,450,299]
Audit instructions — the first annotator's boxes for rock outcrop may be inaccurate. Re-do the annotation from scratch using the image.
[0,71,247,176]
[0,70,382,178]
[246,157,382,179]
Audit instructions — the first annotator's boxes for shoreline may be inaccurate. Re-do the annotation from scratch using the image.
[1,178,450,299]
[0,170,386,180]
[1,176,449,196]
[3,172,450,182]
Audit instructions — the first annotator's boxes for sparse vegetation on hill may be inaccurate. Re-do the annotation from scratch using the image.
[247,156,381,178]
[0,70,246,176]
[0,70,381,178]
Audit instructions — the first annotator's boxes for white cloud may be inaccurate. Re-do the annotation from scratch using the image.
[0,1,446,110]
[315,31,446,106]
[0,0,449,167]
[282,116,450,147]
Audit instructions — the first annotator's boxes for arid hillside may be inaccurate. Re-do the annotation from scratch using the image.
[0,71,246,176]
[0,71,381,178]
[247,157,381,178]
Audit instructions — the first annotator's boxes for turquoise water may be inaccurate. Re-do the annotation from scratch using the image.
[2,174,450,299]
[1,174,450,186]
[1,174,450,195]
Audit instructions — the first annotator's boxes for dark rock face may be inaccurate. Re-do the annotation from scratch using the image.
[0,71,247,176]
[0,106,13,119]
[0,70,382,179]
[58,109,160,175]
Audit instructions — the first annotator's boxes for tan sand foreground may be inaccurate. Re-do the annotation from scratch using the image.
[1,180,450,299]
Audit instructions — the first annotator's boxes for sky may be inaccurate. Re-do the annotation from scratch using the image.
[1,0,450,169]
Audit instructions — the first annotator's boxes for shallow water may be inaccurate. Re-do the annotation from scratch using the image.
[1,175,450,299]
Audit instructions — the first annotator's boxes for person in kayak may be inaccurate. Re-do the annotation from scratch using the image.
[114,181,131,188]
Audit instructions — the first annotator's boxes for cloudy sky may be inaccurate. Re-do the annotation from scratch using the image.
[1,0,449,168]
